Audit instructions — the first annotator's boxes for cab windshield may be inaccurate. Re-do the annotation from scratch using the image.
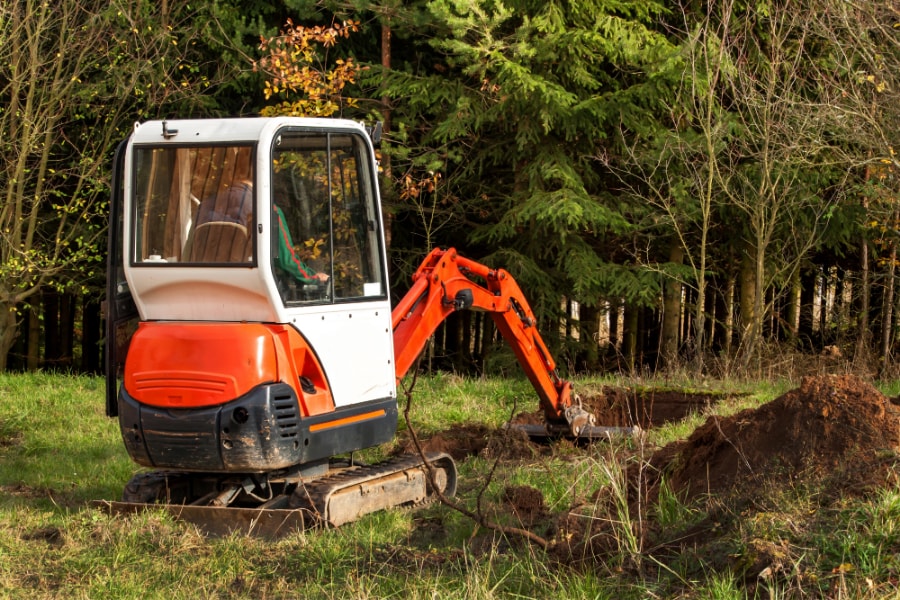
[131,145,255,265]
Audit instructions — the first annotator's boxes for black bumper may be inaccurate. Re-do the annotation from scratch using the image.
[118,383,397,472]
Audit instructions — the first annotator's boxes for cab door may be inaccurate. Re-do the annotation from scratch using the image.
[269,128,395,407]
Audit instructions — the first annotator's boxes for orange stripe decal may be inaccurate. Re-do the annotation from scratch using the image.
[308,409,386,433]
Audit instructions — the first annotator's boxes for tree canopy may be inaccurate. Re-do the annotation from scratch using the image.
[3,0,900,376]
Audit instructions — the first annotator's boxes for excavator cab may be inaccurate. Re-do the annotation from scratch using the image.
[106,118,398,476]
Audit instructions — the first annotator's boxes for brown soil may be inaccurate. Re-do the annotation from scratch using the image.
[403,376,899,510]
[585,388,725,429]
[511,387,726,430]
[21,527,64,547]
[649,374,900,502]
[0,483,52,499]
[389,376,900,597]
[394,423,540,462]
[502,485,548,527]
[395,375,900,594]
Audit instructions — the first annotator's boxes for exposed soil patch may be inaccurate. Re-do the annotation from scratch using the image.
[21,526,64,548]
[502,485,548,527]
[511,387,726,430]
[394,423,539,462]
[402,377,900,516]
[394,424,491,461]
[0,423,22,448]
[399,375,900,590]
[537,374,900,589]
[0,483,52,499]
[648,374,900,502]
[587,388,725,429]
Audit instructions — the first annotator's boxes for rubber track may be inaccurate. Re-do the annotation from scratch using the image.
[289,452,453,521]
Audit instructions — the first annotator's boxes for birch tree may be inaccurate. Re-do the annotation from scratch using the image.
[0,0,210,368]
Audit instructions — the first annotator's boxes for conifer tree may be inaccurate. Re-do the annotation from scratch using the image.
[377,0,683,362]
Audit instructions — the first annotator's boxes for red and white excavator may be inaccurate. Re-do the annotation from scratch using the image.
[104,117,627,536]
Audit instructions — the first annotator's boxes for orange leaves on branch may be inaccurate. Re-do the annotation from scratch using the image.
[255,19,365,118]
[399,172,442,201]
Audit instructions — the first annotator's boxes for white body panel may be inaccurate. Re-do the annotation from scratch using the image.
[122,118,397,407]
[287,303,396,406]
[129,268,279,322]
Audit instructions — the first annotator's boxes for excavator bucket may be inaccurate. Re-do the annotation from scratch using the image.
[505,398,640,442]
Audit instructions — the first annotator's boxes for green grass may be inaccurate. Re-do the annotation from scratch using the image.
[1,372,899,598]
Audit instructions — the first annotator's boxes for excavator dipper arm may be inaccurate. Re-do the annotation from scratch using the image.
[391,248,597,436]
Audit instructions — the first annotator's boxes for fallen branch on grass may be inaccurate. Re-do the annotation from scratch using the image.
[399,369,551,550]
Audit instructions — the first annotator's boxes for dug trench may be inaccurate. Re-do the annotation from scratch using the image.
[393,375,900,592]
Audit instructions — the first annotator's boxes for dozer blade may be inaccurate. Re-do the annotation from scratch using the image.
[506,422,641,441]
[94,500,307,539]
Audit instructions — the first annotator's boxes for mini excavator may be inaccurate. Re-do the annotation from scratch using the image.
[103,117,629,536]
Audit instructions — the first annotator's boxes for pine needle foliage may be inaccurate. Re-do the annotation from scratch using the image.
[376,0,685,320]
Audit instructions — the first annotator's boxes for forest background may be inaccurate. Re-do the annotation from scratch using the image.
[1,0,898,379]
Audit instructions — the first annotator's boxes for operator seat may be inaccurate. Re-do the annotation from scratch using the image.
[183,221,250,263]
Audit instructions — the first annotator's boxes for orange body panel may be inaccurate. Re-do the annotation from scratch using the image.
[125,322,334,415]
[308,409,387,433]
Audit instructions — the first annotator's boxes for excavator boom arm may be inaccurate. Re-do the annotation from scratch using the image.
[392,248,588,429]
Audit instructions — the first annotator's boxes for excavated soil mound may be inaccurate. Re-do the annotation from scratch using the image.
[651,374,900,502]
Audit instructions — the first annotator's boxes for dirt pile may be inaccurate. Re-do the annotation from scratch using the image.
[512,387,726,430]
[651,374,900,501]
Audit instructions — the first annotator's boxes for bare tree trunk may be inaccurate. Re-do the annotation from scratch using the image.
[380,21,394,250]
[43,289,60,367]
[623,303,639,372]
[724,274,736,357]
[662,243,684,368]
[786,270,801,345]
[26,304,39,371]
[739,243,758,358]
[82,298,102,373]
[607,298,620,356]
[881,209,899,372]
[857,199,871,359]
[61,292,74,369]
[579,303,600,370]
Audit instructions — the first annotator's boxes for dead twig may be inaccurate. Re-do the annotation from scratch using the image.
[399,366,551,550]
